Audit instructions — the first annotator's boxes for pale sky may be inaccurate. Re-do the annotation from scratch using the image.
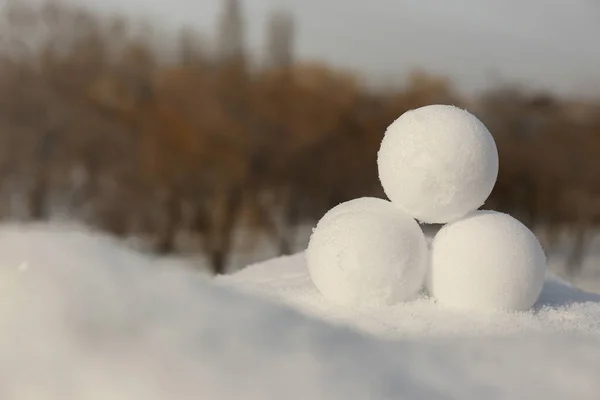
[76,0,600,96]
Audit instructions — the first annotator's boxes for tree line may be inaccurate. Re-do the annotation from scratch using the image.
[1,1,599,275]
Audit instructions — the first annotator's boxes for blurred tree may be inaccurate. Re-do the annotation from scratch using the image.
[179,27,206,67]
[217,0,245,64]
[1,0,599,277]
[265,9,295,69]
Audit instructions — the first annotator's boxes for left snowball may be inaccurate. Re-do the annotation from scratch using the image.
[306,197,428,307]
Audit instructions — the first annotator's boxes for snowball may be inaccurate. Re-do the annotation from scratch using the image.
[377,104,499,224]
[306,197,428,307]
[428,211,547,312]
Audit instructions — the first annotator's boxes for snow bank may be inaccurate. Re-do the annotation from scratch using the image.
[2,223,600,399]
[0,223,404,400]
[223,253,600,339]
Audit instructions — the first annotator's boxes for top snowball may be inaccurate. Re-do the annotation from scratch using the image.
[377,104,499,224]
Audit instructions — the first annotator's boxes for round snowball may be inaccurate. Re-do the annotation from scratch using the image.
[306,197,428,307]
[428,211,547,312]
[377,104,499,224]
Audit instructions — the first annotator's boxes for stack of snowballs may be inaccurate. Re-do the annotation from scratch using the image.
[306,104,547,312]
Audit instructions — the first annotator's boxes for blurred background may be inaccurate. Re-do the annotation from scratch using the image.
[0,0,598,285]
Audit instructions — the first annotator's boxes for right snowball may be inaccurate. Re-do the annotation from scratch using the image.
[377,104,499,224]
[428,210,547,312]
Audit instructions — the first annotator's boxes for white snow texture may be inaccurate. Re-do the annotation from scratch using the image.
[428,210,547,311]
[2,223,600,399]
[377,104,499,224]
[306,197,428,306]
[0,223,420,400]
[225,253,600,339]
[223,253,600,398]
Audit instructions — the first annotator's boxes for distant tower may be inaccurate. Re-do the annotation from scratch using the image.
[216,0,245,63]
[265,9,295,69]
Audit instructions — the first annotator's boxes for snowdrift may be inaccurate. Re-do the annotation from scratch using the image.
[1,223,600,399]
[223,252,600,339]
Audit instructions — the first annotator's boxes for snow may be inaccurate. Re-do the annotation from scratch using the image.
[1,222,600,399]
[223,252,600,339]
[428,210,547,311]
[377,104,499,224]
[306,197,428,306]
[0,223,397,400]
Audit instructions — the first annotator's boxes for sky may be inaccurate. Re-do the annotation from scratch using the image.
[74,0,600,96]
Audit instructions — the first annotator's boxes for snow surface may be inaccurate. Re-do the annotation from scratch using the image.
[307,197,428,306]
[223,252,600,340]
[2,223,600,399]
[377,104,499,224]
[428,210,547,311]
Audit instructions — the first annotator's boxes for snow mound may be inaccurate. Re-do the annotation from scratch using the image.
[307,198,428,306]
[223,253,600,339]
[377,104,498,223]
[428,211,547,311]
[0,223,402,400]
[2,223,600,399]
